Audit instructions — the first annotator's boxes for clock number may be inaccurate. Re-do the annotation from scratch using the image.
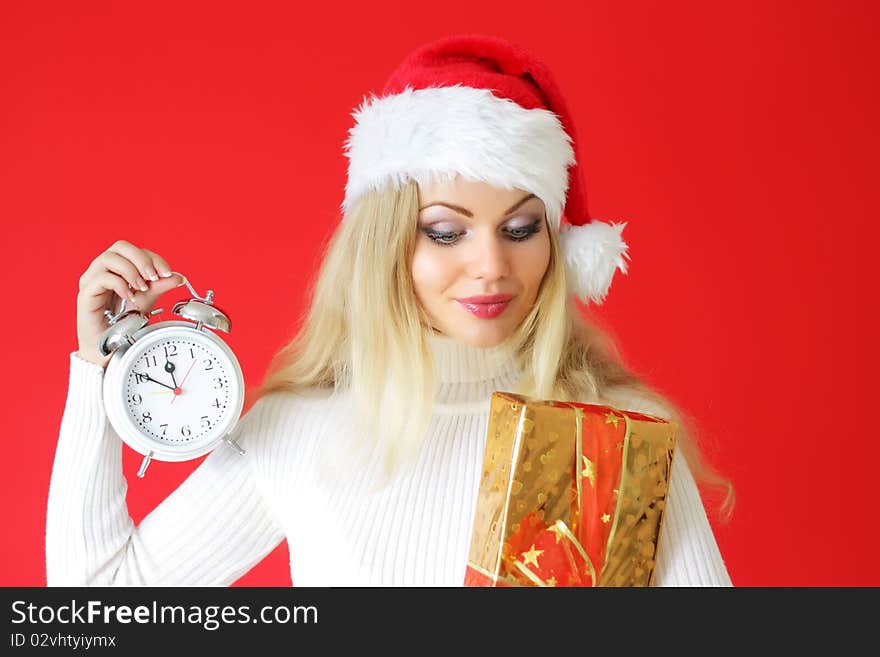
[204,359,214,370]
[200,416,211,429]
[145,355,157,368]
[189,347,195,359]
[214,377,224,389]
[212,398,221,409]
[159,423,168,436]
[129,393,143,405]
[135,372,149,385]
[164,344,178,358]
[181,425,191,437]
[142,411,153,423]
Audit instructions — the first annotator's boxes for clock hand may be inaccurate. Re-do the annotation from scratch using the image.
[134,371,176,391]
[164,360,178,388]
[170,359,198,405]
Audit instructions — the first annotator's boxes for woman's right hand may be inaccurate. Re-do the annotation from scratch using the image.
[76,240,185,368]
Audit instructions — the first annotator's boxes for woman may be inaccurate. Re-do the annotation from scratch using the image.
[48,34,733,586]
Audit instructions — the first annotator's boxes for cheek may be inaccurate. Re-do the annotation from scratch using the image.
[516,235,551,296]
[411,243,456,299]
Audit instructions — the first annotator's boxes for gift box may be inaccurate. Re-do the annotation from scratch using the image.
[465,391,678,587]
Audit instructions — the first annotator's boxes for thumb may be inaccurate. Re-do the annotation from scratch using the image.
[129,273,187,313]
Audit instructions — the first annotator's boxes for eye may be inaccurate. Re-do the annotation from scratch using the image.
[503,219,543,242]
[422,228,463,246]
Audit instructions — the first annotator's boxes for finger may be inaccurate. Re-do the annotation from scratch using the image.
[133,273,186,308]
[142,249,176,281]
[79,270,137,312]
[105,240,162,283]
[99,252,150,294]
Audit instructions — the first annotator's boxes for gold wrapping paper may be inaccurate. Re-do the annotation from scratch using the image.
[465,391,678,587]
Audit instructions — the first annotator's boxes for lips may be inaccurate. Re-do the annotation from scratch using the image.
[456,294,513,319]
[458,294,513,304]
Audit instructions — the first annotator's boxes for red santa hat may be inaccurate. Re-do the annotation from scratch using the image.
[341,34,630,305]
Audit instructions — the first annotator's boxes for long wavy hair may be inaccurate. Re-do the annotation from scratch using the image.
[250,179,734,521]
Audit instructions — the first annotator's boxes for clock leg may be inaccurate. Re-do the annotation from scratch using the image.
[223,436,246,455]
[137,452,153,478]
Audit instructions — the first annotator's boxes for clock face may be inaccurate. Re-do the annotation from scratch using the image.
[122,333,239,448]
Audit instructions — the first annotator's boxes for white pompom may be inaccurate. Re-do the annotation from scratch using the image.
[558,220,630,304]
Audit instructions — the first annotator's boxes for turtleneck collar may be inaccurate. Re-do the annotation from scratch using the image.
[426,332,522,409]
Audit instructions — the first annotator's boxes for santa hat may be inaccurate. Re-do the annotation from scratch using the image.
[341,34,630,305]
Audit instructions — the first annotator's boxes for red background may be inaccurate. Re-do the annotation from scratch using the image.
[1,1,877,586]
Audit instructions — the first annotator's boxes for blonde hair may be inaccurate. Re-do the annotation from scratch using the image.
[251,179,734,521]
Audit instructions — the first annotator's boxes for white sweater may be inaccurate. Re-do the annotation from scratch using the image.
[46,333,732,586]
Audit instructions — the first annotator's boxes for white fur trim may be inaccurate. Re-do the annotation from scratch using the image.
[559,220,630,304]
[342,85,575,228]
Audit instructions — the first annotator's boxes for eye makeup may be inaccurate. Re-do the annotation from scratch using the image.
[419,216,544,246]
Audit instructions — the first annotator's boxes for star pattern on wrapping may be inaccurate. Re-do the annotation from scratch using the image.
[546,576,557,587]
[582,455,596,487]
[604,412,622,428]
[548,524,566,544]
[522,544,543,567]
[601,513,611,524]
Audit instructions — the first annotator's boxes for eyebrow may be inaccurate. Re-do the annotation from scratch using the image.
[418,193,537,217]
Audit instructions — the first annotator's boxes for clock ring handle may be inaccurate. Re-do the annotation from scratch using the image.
[105,271,215,325]
[171,271,217,306]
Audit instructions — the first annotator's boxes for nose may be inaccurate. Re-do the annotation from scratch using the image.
[466,231,511,280]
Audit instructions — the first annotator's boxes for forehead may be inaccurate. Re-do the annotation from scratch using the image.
[417,176,543,212]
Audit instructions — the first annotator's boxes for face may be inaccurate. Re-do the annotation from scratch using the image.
[412,177,551,348]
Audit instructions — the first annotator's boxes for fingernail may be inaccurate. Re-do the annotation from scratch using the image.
[160,271,173,278]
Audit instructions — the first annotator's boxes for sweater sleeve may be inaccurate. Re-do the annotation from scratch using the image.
[601,386,733,587]
[46,351,285,586]
[651,448,732,586]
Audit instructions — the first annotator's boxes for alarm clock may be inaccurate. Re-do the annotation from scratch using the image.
[98,272,245,478]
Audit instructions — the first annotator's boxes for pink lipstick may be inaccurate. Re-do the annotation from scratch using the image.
[456,294,513,319]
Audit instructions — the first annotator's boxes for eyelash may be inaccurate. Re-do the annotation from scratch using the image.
[422,219,543,247]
